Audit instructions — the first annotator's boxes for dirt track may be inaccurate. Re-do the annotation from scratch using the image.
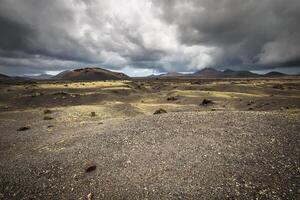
[0,111,299,199]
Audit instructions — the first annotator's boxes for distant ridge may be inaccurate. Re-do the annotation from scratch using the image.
[193,68,223,77]
[160,72,184,77]
[0,73,11,80]
[0,73,30,82]
[222,69,258,77]
[24,74,53,80]
[145,68,293,79]
[192,68,259,78]
[53,67,129,81]
[264,71,286,77]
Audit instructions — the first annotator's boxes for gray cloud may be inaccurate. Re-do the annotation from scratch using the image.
[154,0,300,70]
[0,0,299,76]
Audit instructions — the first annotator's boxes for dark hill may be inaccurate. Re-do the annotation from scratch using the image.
[193,68,259,78]
[53,67,129,81]
[160,72,184,77]
[264,71,286,77]
[222,69,259,77]
[0,73,11,80]
[193,68,223,77]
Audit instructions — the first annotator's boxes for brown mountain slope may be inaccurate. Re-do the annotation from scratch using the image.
[193,68,222,77]
[53,67,129,80]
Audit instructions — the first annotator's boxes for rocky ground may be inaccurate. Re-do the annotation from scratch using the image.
[0,110,299,199]
[0,78,299,199]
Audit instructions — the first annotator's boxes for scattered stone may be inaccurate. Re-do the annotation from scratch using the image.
[247,100,254,106]
[17,126,30,131]
[153,108,167,115]
[53,91,69,96]
[87,193,93,200]
[31,92,43,97]
[191,81,202,85]
[167,96,178,101]
[201,99,214,105]
[43,109,53,114]
[272,84,284,90]
[73,174,79,181]
[98,122,103,125]
[43,116,53,120]
[84,161,97,172]
[248,107,254,110]
[91,112,96,117]
[70,94,75,98]
[47,125,54,128]
[1,105,9,109]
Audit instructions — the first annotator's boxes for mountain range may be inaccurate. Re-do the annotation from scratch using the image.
[155,68,289,78]
[192,68,259,78]
[0,67,293,82]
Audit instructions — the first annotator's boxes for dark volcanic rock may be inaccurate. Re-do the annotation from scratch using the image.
[167,96,178,101]
[17,126,30,131]
[153,108,167,115]
[84,161,97,172]
[91,112,96,117]
[272,84,284,90]
[44,109,53,114]
[201,99,214,105]
[43,116,53,120]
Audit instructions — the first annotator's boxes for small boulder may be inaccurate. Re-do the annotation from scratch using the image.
[31,92,43,97]
[17,126,30,131]
[272,84,284,90]
[247,100,254,106]
[201,99,214,105]
[44,109,53,114]
[43,116,53,120]
[167,96,178,101]
[84,161,97,172]
[153,108,167,115]
[87,193,93,200]
[91,112,96,117]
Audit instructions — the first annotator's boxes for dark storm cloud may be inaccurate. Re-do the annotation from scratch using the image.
[0,15,33,52]
[0,0,299,75]
[154,0,300,70]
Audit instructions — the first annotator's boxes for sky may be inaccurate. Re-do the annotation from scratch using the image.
[0,0,300,76]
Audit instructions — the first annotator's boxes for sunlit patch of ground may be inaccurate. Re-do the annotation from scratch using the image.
[173,90,268,99]
[37,80,131,89]
[131,103,201,115]
[0,78,300,114]
[49,103,142,122]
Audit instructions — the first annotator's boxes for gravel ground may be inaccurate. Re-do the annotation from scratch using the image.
[0,111,299,199]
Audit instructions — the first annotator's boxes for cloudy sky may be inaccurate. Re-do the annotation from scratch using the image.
[0,0,300,76]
